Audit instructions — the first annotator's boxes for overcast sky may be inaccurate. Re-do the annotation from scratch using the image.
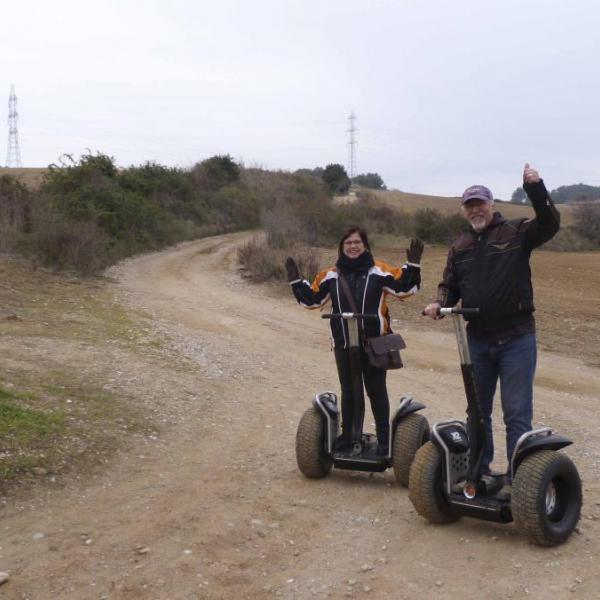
[2,0,599,199]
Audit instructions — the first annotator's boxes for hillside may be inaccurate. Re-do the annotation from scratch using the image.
[376,189,576,226]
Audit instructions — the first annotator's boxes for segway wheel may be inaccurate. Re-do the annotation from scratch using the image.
[295,406,333,479]
[512,450,582,546]
[392,413,430,487]
[408,441,458,524]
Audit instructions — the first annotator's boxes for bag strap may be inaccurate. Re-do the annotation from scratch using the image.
[336,271,364,341]
[336,271,359,313]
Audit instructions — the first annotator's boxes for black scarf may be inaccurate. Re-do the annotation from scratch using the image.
[336,251,375,274]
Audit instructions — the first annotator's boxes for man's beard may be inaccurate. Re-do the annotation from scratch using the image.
[470,219,488,233]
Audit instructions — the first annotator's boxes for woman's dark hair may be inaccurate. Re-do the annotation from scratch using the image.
[338,226,371,256]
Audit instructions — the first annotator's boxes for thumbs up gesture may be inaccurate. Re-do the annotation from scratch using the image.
[523,163,541,184]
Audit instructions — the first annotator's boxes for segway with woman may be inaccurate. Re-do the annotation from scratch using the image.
[286,227,429,485]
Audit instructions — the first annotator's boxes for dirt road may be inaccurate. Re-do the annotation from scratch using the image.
[1,233,599,599]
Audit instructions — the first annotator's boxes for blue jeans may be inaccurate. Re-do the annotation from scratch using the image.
[468,333,537,478]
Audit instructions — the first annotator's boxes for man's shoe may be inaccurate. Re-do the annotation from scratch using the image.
[480,473,504,494]
[480,474,496,487]
[496,484,512,501]
[451,480,466,494]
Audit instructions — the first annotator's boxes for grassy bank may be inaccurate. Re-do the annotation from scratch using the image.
[0,256,154,492]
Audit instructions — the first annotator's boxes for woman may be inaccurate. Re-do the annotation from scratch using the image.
[286,227,423,455]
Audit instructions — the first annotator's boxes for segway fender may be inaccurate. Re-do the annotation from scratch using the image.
[312,392,339,417]
[513,434,573,475]
[391,395,425,429]
[312,392,339,455]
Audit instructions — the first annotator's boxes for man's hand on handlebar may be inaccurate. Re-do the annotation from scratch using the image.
[423,302,442,319]
[285,257,300,282]
[422,304,480,319]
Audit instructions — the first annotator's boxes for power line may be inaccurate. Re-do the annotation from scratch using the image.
[347,110,357,179]
[6,85,22,168]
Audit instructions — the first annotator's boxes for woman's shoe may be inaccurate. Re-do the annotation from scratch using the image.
[334,435,350,452]
[376,441,389,456]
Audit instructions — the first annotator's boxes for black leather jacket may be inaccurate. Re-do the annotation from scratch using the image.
[437,180,560,339]
[291,260,421,348]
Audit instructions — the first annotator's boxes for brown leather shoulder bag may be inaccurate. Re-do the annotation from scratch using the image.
[337,271,405,370]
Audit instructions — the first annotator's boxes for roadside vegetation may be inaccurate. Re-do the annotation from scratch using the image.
[2,153,598,280]
[1,153,264,273]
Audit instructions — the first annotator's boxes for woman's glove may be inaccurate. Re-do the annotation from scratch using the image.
[285,257,300,282]
[406,239,424,265]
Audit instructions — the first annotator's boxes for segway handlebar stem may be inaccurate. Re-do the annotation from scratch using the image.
[321,313,379,320]
[322,313,377,348]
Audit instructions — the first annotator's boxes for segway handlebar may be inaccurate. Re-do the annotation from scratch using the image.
[322,313,379,320]
[421,307,480,317]
[439,307,480,317]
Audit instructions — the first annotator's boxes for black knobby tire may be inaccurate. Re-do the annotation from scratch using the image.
[295,406,333,479]
[408,441,458,524]
[512,450,582,546]
[392,413,430,487]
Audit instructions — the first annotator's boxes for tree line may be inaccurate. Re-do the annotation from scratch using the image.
[512,183,600,204]
[295,164,386,194]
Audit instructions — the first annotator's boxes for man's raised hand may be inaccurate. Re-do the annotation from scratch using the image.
[523,162,541,184]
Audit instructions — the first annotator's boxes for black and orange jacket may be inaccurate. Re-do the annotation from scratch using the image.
[437,180,560,338]
[290,260,421,348]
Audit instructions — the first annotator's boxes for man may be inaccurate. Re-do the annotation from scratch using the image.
[423,163,560,499]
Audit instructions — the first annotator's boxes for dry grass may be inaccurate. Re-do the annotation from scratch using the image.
[369,236,600,368]
[282,232,599,367]
[0,167,47,190]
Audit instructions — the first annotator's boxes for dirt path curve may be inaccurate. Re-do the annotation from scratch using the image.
[2,233,600,599]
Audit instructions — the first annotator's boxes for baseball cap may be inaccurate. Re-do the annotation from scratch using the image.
[461,185,494,205]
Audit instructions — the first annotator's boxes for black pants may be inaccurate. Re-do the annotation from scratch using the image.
[334,347,390,444]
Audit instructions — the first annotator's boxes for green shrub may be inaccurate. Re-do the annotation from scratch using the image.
[413,208,464,244]
[18,153,267,272]
[322,163,351,195]
[120,162,199,221]
[207,185,260,231]
[352,172,386,189]
[192,154,240,193]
